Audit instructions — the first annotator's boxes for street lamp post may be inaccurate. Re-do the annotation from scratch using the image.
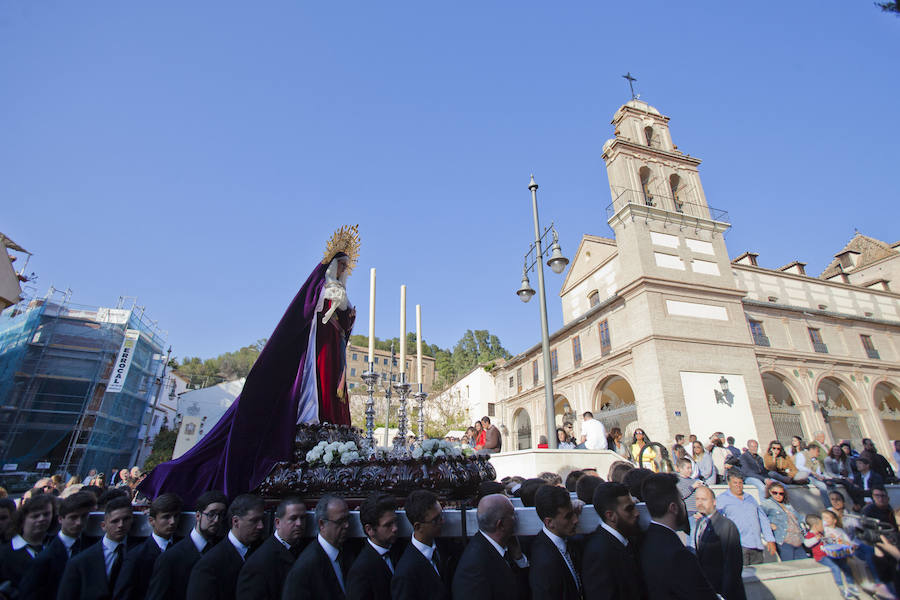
[516,175,569,449]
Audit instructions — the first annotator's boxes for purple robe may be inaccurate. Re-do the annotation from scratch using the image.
[138,259,345,506]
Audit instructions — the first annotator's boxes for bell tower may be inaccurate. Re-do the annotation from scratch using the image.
[598,99,776,446]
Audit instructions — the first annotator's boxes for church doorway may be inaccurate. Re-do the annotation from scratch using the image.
[874,382,900,442]
[513,408,532,451]
[762,372,807,445]
[817,377,864,447]
[593,375,637,437]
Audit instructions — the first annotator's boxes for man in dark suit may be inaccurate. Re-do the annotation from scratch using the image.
[451,493,529,600]
[57,496,134,600]
[112,492,183,600]
[235,496,306,600]
[0,493,55,594]
[186,494,266,600]
[638,474,718,599]
[529,484,581,600]
[282,494,351,600]
[146,490,227,600]
[20,491,96,600]
[851,456,885,506]
[690,485,746,600]
[391,490,450,600]
[582,482,644,600]
[346,493,397,600]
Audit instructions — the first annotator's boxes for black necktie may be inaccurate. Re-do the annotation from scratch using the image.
[431,547,441,575]
[27,544,43,557]
[109,544,125,587]
[71,538,83,557]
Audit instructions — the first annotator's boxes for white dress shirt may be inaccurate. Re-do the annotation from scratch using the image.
[599,521,629,547]
[480,531,529,568]
[228,530,249,560]
[275,531,292,550]
[318,533,345,592]
[190,528,208,554]
[101,535,124,576]
[58,532,79,557]
[541,526,579,585]
[151,533,171,552]
[368,538,394,573]
[582,419,609,450]
[11,535,41,558]
[411,536,438,573]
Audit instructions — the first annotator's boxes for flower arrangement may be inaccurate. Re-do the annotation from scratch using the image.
[305,440,362,466]
[412,439,463,461]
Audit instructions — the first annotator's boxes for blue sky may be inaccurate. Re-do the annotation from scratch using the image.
[3,1,898,360]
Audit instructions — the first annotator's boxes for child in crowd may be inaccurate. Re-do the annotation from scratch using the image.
[804,514,861,599]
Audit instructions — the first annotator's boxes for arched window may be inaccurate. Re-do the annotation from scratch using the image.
[644,126,653,146]
[588,290,600,308]
[670,174,683,212]
[639,166,653,206]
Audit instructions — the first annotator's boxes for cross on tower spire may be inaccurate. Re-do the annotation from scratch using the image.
[622,72,637,100]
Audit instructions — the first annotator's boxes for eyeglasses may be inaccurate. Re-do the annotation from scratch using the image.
[199,511,226,521]
[421,513,444,526]
[635,431,645,436]
[770,491,785,496]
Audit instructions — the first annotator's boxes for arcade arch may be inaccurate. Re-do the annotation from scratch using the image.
[592,375,637,437]
[554,395,575,428]
[762,372,807,444]
[874,381,900,441]
[513,408,532,451]
[817,377,864,447]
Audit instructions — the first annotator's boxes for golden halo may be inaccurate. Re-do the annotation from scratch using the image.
[322,224,361,273]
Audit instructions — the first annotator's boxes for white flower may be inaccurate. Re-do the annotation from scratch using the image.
[323,451,334,465]
[327,442,341,453]
[412,447,424,459]
[451,447,462,457]
[434,449,445,458]
[340,452,354,465]
[305,450,318,463]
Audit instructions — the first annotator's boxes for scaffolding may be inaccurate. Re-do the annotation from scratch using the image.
[0,288,167,478]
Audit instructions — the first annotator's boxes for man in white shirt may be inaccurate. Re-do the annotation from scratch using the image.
[579,411,608,450]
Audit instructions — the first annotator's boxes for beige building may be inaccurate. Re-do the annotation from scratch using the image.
[345,343,436,393]
[0,234,28,310]
[492,99,900,454]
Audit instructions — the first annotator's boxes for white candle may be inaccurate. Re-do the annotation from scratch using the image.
[368,268,376,364]
[399,285,407,375]
[416,304,423,385]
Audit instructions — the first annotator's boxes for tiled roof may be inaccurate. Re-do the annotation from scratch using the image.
[820,233,897,279]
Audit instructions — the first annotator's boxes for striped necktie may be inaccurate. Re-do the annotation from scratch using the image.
[561,541,581,591]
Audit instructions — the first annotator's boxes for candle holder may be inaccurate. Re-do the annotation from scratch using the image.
[414,384,428,443]
[392,373,412,456]
[361,362,378,454]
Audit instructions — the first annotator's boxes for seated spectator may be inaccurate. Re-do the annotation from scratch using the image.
[715,471,776,565]
[675,458,703,512]
[852,456,885,505]
[763,440,802,485]
[789,435,806,457]
[726,436,742,459]
[556,428,576,450]
[537,435,550,449]
[708,436,731,484]
[863,487,897,530]
[479,416,502,453]
[804,514,860,597]
[564,470,585,493]
[825,445,853,479]
[473,421,486,450]
[738,439,770,497]
[622,468,653,503]
[893,441,900,472]
[691,441,717,484]
[576,474,603,505]
[631,429,656,471]
[794,443,832,505]
[759,482,805,561]
[607,427,631,459]
[861,438,896,483]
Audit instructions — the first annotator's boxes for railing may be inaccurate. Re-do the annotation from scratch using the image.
[812,342,829,354]
[605,189,729,223]
[752,333,771,347]
[866,348,881,360]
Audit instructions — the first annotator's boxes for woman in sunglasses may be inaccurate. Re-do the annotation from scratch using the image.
[760,482,806,560]
[631,429,658,472]
[764,440,800,485]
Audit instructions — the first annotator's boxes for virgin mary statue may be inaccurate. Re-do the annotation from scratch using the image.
[139,226,359,504]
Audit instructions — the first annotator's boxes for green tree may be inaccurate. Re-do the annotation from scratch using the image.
[142,426,178,471]
[877,1,899,15]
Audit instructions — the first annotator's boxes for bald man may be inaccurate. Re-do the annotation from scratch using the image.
[452,494,529,600]
[690,486,746,600]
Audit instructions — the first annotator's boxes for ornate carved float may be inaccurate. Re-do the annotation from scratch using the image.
[256,423,496,503]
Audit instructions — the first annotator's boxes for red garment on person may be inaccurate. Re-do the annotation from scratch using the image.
[315,298,354,425]
[475,430,486,450]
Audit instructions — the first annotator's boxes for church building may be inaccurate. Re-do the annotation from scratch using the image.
[489,99,900,453]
